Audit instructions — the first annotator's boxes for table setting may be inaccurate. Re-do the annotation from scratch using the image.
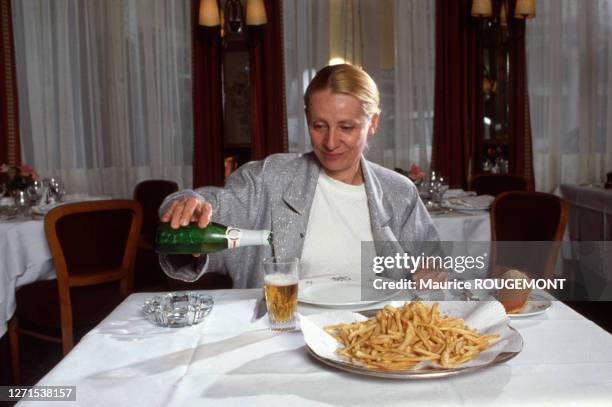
[411,169,492,213]
[406,169,493,242]
[0,176,67,221]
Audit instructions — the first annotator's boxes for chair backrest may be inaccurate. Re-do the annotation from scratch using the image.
[470,174,528,197]
[133,180,178,240]
[44,200,143,296]
[490,191,568,279]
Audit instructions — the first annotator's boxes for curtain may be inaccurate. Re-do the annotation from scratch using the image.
[12,0,193,198]
[249,0,288,160]
[393,0,436,172]
[431,0,481,189]
[0,0,20,166]
[506,0,535,190]
[191,0,224,187]
[283,0,329,153]
[283,0,436,173]
[527,0,612,192]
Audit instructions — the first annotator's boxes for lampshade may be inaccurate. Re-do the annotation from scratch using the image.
[471,0,493,17]
[246,0,268,25]
[514,0,536,19]
[199,0,220,27]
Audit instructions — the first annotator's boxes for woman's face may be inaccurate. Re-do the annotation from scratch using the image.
[307,90,379,184]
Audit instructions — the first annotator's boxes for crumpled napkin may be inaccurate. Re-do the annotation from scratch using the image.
[444,189,477,199]
[445,195,495,209]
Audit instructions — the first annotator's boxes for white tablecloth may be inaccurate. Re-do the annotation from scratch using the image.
[0,218,54,337]
[558,184,612,297]
[432,210,491,242]
[559,184,612,240]
[21,289,612,407]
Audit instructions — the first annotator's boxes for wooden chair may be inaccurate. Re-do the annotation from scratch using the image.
[8,200,142,384]
[470,173,528,197]
[490,191,568,279]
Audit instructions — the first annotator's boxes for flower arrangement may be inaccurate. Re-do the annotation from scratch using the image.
[395,164,427,185]
[407,164,426,183]
[0,163,39,192]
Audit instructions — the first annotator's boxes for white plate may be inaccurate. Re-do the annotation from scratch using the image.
[31,203,61,215]
[298,275,399,307]
[507,292,552,318]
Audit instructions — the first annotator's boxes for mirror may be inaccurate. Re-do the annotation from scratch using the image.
[479,17,510,174]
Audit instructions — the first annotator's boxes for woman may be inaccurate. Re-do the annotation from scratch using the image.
[159,64,439,288]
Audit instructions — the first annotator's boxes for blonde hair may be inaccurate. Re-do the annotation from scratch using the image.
[304,64,381,117]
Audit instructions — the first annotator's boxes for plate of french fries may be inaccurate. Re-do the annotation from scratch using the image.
[300,300,523,379]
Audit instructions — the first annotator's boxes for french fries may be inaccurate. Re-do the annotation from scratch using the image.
[324,301,499,370]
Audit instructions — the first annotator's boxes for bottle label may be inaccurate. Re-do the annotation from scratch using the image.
[226,227,242,248]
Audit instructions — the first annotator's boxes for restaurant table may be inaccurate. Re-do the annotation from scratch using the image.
[0,217,54,337]
[559,184,612,241]
[558,184,612,298]
[20,289,612,407]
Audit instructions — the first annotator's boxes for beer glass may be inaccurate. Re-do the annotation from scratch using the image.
[262,257,299,331]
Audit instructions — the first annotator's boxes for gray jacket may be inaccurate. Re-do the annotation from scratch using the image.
[159,152,439,288]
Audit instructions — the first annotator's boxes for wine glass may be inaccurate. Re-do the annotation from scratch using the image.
[0,183,6,198]
[27,180,45,206]
[433,177,450,205]
[49,178,66,202]
[13,190,29,214]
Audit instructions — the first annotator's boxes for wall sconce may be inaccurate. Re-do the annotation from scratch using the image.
[199,0,221,26]
[246,0,268,25]
[514,0,536,19]
[199,0,268,32]
[471,0,493,18]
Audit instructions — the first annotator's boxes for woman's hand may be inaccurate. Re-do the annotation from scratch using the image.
[160,196,213,229]
[160,197,213,258]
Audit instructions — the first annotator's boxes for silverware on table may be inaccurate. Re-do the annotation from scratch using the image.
[462,289,480,301]
[251,295,267,321]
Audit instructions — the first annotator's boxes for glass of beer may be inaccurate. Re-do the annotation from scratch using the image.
[262,257,299,331]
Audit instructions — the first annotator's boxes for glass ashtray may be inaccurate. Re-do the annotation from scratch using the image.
[142,292,214,327]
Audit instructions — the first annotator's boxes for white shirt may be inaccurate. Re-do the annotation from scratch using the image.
[300,171,374,279]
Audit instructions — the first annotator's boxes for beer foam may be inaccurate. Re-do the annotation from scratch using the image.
[264,273,298,286]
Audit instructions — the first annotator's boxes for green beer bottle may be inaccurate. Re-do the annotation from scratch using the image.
[155,222,272,254]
